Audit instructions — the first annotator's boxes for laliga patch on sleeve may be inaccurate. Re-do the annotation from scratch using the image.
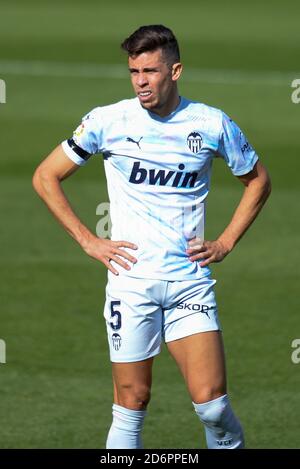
[73,122,85,138]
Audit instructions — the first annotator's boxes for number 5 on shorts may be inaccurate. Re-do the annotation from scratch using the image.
[110,301,122,331]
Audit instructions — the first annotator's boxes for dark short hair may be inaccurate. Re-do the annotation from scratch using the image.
[121,25,180,64]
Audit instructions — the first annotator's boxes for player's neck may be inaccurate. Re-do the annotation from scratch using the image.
[150,90,181,118]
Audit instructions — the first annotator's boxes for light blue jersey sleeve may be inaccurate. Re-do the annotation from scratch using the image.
[61,108,103,166]
[217,112,259,176]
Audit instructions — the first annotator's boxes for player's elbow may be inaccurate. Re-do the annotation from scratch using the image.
[32,164,54,197]
[261,170,272,201]
[32,165,44,196]
[254,162,272,202]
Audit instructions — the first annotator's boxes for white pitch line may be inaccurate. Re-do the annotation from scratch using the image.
[0,59,298,86]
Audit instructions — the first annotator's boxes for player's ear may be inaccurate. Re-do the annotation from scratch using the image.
[171,62,183,82]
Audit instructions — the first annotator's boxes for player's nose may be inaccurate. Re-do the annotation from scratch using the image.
[136,73,148,87]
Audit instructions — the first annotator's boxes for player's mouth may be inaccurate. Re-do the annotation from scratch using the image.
[138,90,152,102]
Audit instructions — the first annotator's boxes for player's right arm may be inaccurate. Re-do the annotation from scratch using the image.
[32,144,137,275]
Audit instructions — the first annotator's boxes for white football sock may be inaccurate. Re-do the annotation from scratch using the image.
[193,394,244,449]
[106,403,146,449]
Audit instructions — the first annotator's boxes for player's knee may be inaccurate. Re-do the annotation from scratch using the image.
[117,383,151,410]
[191,385,226,405]
[194,394,228,427]
[193,394,244,448]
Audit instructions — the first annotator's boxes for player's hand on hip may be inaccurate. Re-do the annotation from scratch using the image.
[186,238,230,267]
[82,236,138,275]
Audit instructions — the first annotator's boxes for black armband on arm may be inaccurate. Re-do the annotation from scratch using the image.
[67,138,91,161]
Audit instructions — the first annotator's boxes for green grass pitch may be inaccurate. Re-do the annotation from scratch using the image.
[0,0,300,448]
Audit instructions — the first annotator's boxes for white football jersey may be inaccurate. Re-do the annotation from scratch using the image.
[62,97,258,280]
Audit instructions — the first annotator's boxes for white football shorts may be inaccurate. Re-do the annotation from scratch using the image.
[103,272,221,363]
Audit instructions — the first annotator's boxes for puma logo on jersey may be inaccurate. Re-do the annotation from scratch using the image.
[126,136,143,149]
[129,162,198,188]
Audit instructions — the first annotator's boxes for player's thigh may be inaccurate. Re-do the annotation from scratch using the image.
[166,330,226,402]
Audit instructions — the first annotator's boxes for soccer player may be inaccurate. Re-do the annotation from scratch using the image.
[32,25,271,449]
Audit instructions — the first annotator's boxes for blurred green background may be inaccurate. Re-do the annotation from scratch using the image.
[1,0,299,448]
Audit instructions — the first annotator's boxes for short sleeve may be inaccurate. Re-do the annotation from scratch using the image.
[61,108,102,166]
[217,112,259,176]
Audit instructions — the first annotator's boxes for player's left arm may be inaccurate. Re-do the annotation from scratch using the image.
[187,160,271,266]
